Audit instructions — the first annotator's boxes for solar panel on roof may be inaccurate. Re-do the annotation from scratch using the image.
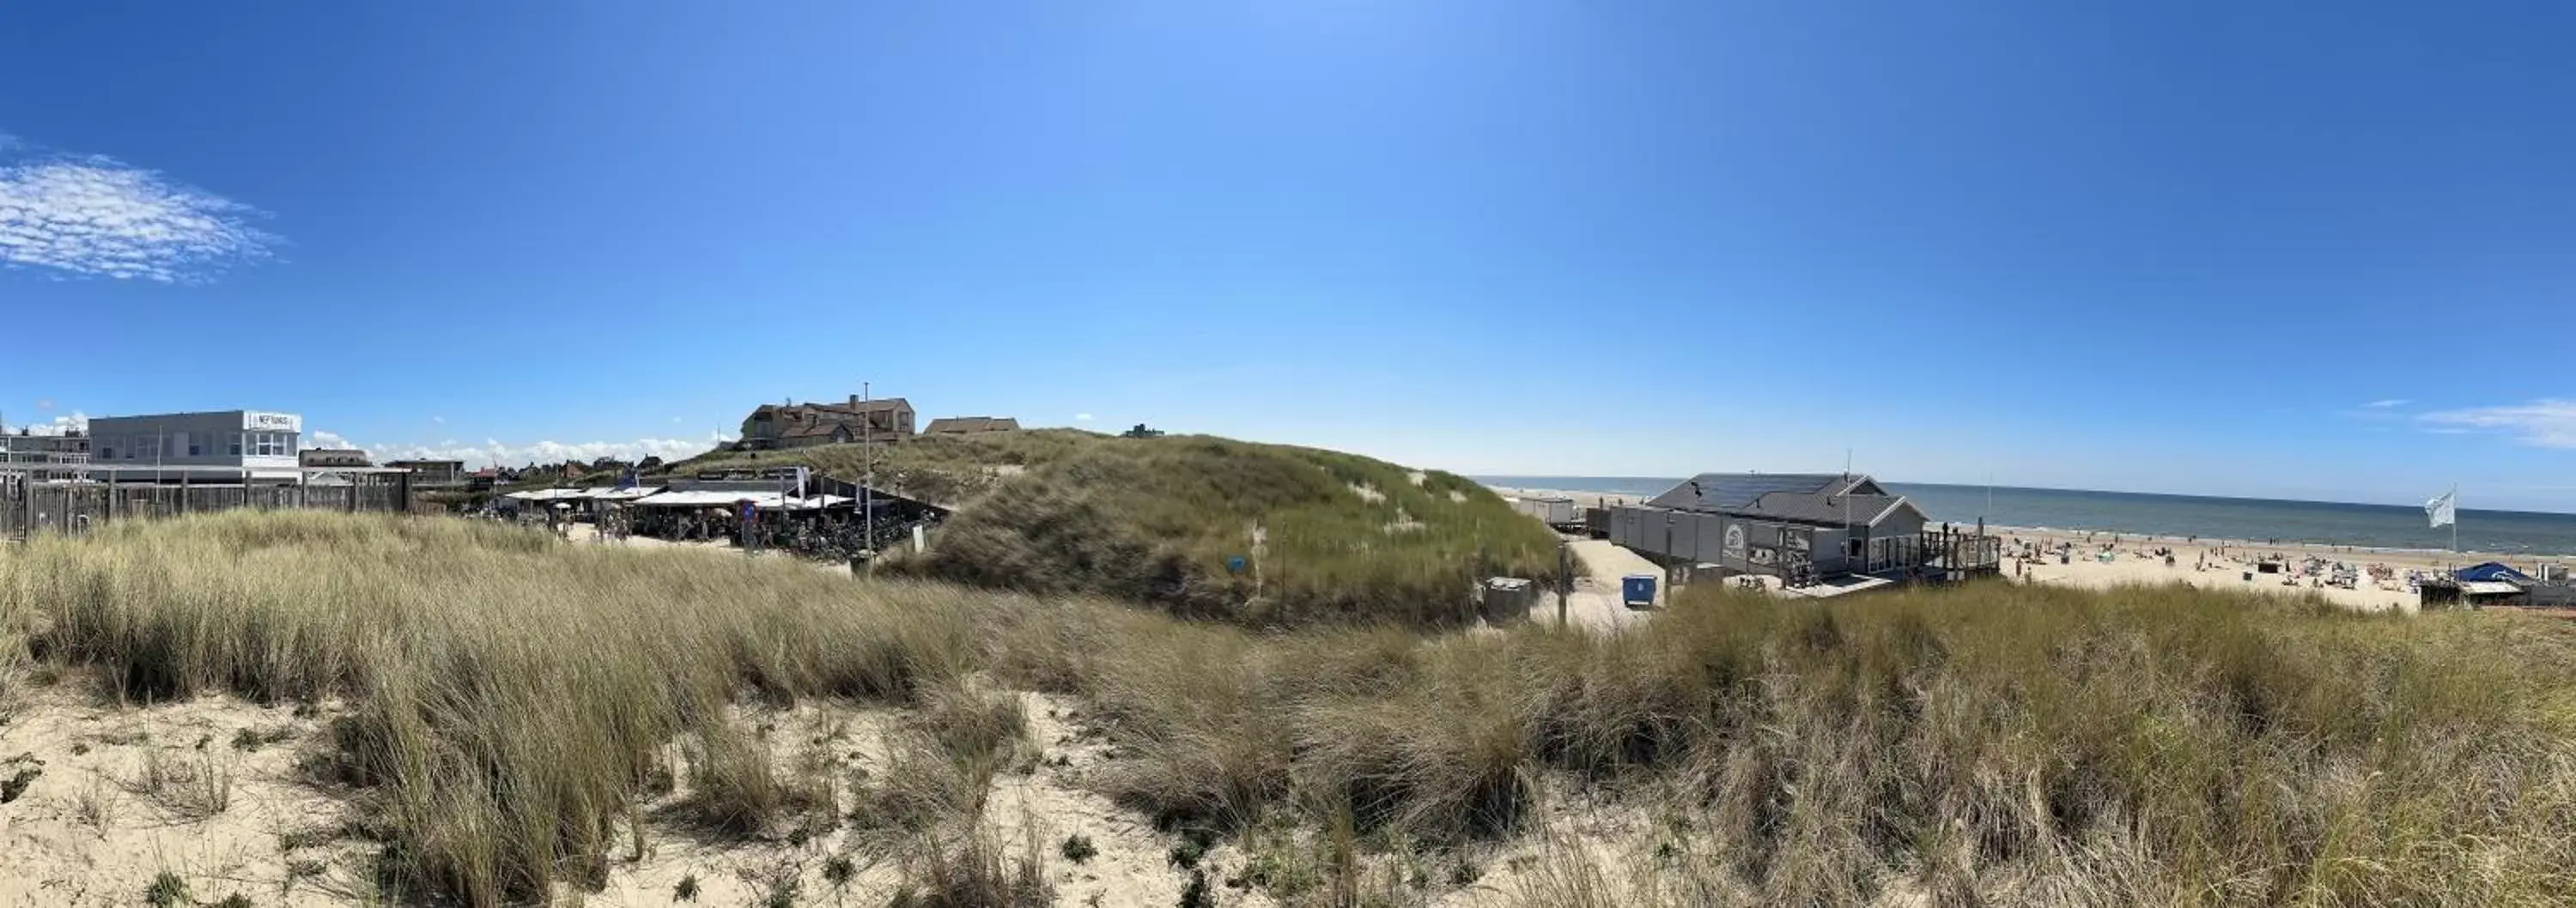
[1650,473,1849,512]
[1699,474,1838,508]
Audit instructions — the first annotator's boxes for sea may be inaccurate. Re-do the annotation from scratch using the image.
[1473,476,2576,558]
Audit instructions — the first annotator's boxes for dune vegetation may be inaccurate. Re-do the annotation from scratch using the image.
[664,427,1108,506]
[687,429,1563,628]
[880,434,1564,627]
[4,512,2575,907]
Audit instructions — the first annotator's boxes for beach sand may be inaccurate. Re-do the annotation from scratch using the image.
[1986,525,2576,613]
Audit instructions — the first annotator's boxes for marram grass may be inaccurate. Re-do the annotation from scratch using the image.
[5,512,2574,906]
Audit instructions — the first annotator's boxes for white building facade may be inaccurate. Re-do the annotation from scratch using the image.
[86,410,304,480]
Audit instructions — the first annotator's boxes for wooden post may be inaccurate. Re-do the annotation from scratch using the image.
[1557,541,1571,627]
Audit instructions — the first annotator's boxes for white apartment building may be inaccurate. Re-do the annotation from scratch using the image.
[86,410,304,481]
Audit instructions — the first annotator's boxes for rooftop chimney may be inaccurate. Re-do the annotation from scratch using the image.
[849,395,861,407]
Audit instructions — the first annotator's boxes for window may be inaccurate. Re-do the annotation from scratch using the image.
[134,433,161,461]
[99,445,114,460]
[172,432,193,457]
[187,433,204,457]
[249,432,292,457]
[228,433,243,456]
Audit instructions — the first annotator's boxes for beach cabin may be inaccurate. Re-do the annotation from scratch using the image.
[1508,494,1579,527]
[1607,472,1996,588]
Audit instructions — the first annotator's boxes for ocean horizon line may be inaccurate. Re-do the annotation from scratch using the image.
[1470,475,2575,519]
[1471,475,2576,559]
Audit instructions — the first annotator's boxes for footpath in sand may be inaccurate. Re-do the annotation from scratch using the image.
[1513,539,1662,631]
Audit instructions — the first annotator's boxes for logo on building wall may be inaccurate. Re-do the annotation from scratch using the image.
[1748,546,1778,566]
[1722,524,1746,558]
[1783,529,1812,554]
[243,412,302,432]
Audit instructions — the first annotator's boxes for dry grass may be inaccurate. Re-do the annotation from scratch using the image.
[6,512,2576,906]
[985,580,2576,906]
[124,747,234,820]
[672,720,827,838]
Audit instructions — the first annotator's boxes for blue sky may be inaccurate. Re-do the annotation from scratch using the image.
[3,2,2573,507]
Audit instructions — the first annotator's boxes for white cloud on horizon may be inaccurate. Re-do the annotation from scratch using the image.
[8,403,724,469]
[361,431,734,469]
[3,410,86,435]
[2418,400,2576,448]
[0,141,279,281]
[306,430,358,451]
[2361,398,2410,409]
[1074,413,1094,422]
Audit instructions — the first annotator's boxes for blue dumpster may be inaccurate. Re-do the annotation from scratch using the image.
[1621,573,1657,608]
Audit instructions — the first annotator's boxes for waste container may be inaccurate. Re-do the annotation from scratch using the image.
[1481,578,1535,624]
[1621,574,1657,608]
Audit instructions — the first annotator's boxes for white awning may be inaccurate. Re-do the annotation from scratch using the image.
[630,490,770,508]
[630,490,851,510]
[2461,581,2524,596]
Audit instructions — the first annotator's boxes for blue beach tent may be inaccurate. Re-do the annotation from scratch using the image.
[2452,562,2537,584]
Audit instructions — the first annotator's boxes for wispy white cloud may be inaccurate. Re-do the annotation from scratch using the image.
[2418,400,2576,448]
[1074,413,1094,422]
[0,139,278,281]
[2361,399,2409,409]
[431,415,446,424]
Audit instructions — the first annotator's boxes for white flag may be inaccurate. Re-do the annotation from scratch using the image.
[2425,489,2457,529]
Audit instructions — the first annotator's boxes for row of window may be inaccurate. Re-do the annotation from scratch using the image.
[94,432,296,461]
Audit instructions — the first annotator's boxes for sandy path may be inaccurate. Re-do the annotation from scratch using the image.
[1496,539,1661,632]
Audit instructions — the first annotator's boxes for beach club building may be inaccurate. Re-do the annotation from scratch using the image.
[1608,472,1996,585]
